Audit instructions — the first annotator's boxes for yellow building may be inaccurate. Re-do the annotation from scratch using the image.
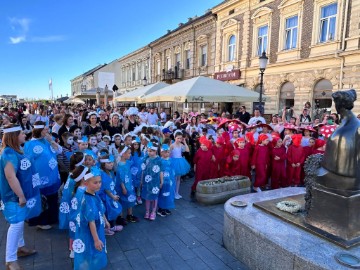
[212,0,360,117]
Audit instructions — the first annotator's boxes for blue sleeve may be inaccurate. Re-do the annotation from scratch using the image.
[101,172,111,190]
[2,148,19,172]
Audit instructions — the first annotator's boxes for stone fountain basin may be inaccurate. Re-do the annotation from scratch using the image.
[196,176,251,205]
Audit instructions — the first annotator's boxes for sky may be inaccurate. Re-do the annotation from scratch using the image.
[0,0,221,100]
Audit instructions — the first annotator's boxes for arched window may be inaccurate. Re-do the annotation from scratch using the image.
[228,35,236,61]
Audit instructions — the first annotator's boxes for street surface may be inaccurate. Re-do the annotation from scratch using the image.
[0,179,248,270]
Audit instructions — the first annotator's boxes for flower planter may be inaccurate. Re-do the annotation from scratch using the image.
[196,176,251,205]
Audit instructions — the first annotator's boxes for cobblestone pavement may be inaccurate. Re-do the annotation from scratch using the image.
[0,179,249,270]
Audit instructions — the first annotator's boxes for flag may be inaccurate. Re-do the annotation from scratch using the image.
[49,78,52,91]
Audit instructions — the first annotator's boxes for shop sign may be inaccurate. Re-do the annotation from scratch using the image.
[214,69,241,81]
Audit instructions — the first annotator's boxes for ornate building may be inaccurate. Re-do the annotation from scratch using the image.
[212,0,360,116]
[117,46,151,96]
[148,12,217,112]
[70,0,359,115]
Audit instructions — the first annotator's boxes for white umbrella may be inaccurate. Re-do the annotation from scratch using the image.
[114,82,168,102]
[64,97,85,104]
[140,76,268,103]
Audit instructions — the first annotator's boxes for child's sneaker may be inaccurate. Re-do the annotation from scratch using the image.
[157,209,166,217]
[144,212,150,219]
[136,197,143,205]
[110,225,123,232]
[116,216,128,226]
[105,228,115,236]
[127,215,139,223]
[69,250,74,259]
[149,212,156,221]
[164,209,172,215]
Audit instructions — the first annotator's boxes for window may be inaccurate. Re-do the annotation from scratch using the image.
[200,45,207,66]
[257,25,268,56]
[132,66,136,81]
[156,61,161,75]
[185,50,191,69]
[166,57,171,71]
[175,53,181,68]
[228,35,236,61]
[229,9,235,15]
[284,16,298,50]
[319,3,337,43]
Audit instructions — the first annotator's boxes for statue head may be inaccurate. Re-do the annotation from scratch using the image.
[332,89,357,113]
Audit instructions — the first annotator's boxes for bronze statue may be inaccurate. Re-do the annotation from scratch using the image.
[306,89,360,245]
[316,89,360,196]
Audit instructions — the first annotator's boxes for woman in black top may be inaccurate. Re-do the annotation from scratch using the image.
[123,114,139,133]
[107,112,122,137]
[84,112,102,136]
[58,113,74,145]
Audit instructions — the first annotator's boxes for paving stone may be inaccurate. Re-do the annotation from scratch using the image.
[124,249,152,269]
[0,179,248,270]
[192,246,231,270]
[185,257,211,270]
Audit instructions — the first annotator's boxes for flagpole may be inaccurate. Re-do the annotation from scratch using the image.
[49,78,53,102]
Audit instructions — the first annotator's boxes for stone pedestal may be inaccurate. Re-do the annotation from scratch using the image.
[306,186,360,243]
[223,188,360,270]
[196,176,250,205]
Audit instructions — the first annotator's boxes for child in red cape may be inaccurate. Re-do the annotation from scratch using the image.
[270,137,287,189]
[301,137,316,183]
[209,137,225,178]
[225,149,241,176]
[234,138,252,178]
[251,134,270,192]
[287,134,304,186]
[313,139,326,154]
[191,136,213,197]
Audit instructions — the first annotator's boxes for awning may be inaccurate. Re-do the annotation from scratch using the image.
[140,76,268,103]
[114,82,168,102]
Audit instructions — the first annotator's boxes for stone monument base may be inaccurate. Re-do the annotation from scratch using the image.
[223,188,360,270]
[306,185,360,244]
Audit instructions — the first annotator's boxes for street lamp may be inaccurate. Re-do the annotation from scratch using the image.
[142,76,147,86]
[258,51,268,114]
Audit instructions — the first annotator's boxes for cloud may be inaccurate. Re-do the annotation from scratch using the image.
[8,17,30,44]
[30,35,67,42]
[9,17,31,32]
[9,36,26,44]
[8,17,66,44]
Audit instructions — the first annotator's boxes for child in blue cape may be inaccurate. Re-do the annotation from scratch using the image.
[116,145,139,224]
[130,137,144,205]
[73,167,109,270]
[141,142,163,221]
[98,155,123,235]
[157,144,175,216]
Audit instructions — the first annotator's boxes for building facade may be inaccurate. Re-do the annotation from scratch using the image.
[212,0,360,116]
[117,46,151,96]
[70,0,359,116]
[148,12,217,112]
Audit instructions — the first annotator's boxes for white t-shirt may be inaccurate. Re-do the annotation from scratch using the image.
[160,112,167,123]
[248,116,266,125]
[138,112,148,123]
[146,113,159,125]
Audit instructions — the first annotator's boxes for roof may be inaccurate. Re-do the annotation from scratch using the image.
[150,11,214,45]
[82,64,107,77]
[211,0,229,10]
[71,64,107,81]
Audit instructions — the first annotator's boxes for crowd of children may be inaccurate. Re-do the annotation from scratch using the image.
[54,106,338,269]
[1,103,338,270]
